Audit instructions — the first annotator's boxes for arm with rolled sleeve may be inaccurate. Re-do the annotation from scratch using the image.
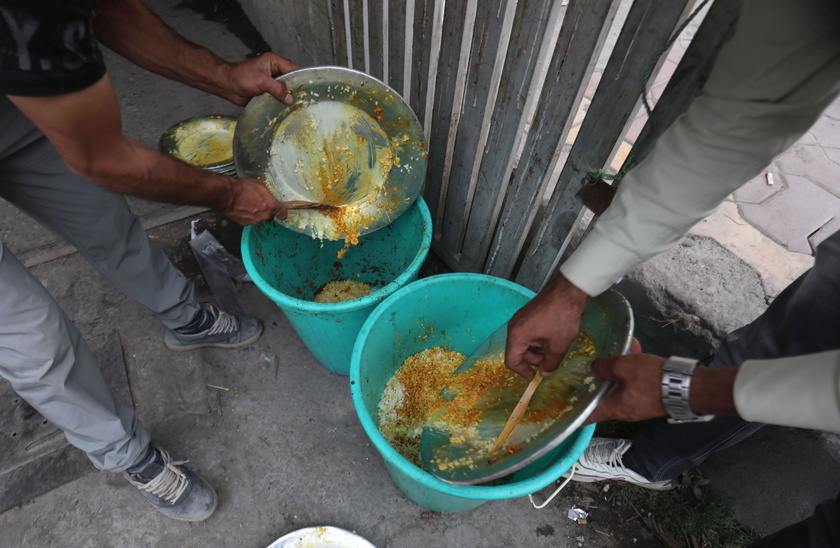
[512,0,840,431]
[561,0,840,296]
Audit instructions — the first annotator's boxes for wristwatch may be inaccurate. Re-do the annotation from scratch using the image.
[661,356,715,423]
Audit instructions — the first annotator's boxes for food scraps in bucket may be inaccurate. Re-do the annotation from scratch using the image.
[378,332,598,473]
[314,280,372,303]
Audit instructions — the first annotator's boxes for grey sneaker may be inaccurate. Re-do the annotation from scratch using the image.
[165,303,262,351]
[124,445,217,522]
[563,437,676,490]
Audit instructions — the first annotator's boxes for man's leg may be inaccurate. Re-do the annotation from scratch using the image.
[623,229,840,480]
[0,97,198,329]
[0,240,149,471]
[0,97,260,348]
[0,240,216,520]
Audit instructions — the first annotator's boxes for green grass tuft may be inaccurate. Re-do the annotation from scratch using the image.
[613,469,761,548]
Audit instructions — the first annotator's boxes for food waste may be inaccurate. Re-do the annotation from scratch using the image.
[378,331,599,472]
[314,279,372,303]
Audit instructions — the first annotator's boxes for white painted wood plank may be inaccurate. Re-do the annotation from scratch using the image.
[421,0,471,224]
[343,0,353,68]
[382,0,390,84]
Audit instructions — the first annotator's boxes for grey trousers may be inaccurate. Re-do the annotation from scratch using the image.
[0,97,201,472]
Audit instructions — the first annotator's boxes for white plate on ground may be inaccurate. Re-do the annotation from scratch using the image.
[267,526,376,548]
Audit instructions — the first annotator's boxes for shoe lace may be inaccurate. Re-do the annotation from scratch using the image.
[205,306,238,336]
[132,449,191,504]
[586,439,632,471]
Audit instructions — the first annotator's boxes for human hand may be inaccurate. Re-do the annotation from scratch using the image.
[583,353,667,425]
[220,178,289,225]
[219,53,301,106]
[504,275,591,380]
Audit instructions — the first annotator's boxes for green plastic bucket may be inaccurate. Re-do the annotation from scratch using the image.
[350,273,595,513]
[242,198,432,375]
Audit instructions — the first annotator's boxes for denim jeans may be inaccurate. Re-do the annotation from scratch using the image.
[622,230,840,546]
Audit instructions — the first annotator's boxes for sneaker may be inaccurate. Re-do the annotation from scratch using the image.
[124,444,217,522]
[562,437,676,490]
[165,303,262,351]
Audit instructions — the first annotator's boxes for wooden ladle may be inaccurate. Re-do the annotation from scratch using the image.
[490,372,544,451]
[282,200,341,210]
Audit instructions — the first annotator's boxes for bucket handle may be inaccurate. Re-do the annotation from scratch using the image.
[528,464,576,509]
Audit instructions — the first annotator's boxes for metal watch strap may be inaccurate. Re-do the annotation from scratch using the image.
[661,356,714,423]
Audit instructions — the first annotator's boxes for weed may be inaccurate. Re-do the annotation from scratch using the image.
[612,469,761,547]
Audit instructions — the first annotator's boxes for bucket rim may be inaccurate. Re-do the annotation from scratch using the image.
[349,272,594,500]
[241,197,432,312]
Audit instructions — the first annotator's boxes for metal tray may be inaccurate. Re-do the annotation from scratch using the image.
[420,289,634,485]
[234,67,426,241]
[159,115,236,170]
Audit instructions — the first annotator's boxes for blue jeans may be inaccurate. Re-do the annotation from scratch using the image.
[622,229,840,546]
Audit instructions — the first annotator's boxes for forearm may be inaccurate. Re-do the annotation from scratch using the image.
[689,366,739,417]
[561,0,840,296]
[649,353,840,431]
[78,135,235,210]
[91,0,229,97]
[9,76,285,224]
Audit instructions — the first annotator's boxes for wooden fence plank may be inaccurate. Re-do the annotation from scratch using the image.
[552,1,739,271]
[364,0,386,79]
[436,0,517,254]
[387,0,436,119]
[328,0,349,65]
[453,0,563,272]
[386,0,407,91]
[348,0,367,70]
[421,0,471,224]
[428,0,480,238]
[513,0,692,291]
[484,0,622,279]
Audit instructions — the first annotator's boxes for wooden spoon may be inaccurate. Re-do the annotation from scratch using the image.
[282,200,341,210]
[491,372,544,452]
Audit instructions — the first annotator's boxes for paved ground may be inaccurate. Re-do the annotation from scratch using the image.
[1,2,839,547]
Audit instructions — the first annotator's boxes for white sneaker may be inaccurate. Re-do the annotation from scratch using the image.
[563,437,676,491]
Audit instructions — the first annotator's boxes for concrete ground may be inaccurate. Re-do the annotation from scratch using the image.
[1,1,839,547]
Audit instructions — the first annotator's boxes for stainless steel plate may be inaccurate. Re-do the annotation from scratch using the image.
[234,67,427,241]
[420,289,634,485]
[267,526,376,548]
[159,115,237,170]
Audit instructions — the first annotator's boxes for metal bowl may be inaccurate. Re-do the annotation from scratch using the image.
[420,289,634,485]
[159,115,237,170]
[234,67,427,240]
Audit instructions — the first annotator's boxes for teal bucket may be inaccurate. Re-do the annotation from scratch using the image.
[242,198,432,375]
[350,273,595,513]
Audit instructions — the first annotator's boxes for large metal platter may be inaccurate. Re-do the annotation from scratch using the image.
[159,115,237,170]
[266,526,376,548]
[234,67,427,241]
[420,289,634,485]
